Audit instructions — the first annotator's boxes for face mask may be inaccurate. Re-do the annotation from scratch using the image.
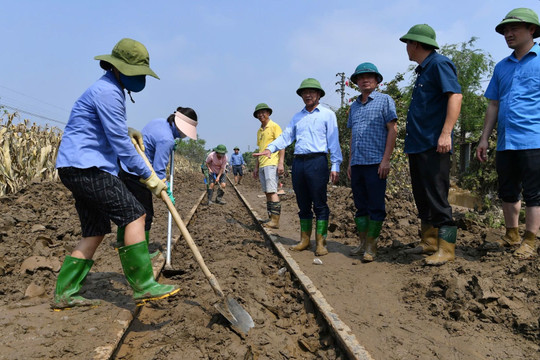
[119,73,146,92]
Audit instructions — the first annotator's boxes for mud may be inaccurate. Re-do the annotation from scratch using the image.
[0,165,539,360]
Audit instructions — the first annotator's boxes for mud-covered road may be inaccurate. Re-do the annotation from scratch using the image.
[0,164,538,359]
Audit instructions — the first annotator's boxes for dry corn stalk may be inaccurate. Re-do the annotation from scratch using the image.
[0,112,62,196]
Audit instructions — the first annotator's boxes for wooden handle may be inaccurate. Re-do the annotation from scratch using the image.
[134,143,225,298]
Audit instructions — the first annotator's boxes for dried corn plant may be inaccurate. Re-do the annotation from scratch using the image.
[0,112,62,196]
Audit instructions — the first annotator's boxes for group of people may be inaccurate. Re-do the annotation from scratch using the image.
[51,7,539,310]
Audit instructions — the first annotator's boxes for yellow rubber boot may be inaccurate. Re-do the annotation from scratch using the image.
[363,220,382,262]
[405,222,438,254]
[513,231,538,260]
[290,219,312,251]
[425,226,457,265]
[263,201,281,229]
[350,216,368,256]
[315,220,329,256]
[498,227,521,247]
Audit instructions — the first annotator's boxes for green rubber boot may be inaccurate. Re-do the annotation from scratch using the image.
[263,201,281,229]
[363,220,383,262]
[425,226,457,265]
[145,231,160,259]
[52,255,101,310]
[113,226,125,249]
[118,241,180,305]
[315,220,329,256]
[350,216,369,256]
[291,219,312,251]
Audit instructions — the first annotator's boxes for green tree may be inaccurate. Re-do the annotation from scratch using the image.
[175,137,207,166]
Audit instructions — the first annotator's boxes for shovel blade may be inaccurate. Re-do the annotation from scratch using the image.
[214,296,254,335]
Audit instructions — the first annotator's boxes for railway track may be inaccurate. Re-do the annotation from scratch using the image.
[103,177,373,359]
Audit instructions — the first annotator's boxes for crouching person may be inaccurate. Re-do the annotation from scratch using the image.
[52,38,179,309]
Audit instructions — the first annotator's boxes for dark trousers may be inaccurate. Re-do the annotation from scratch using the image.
[351,164,387,221]
[408,148,454,227]
[119,169,154,231]
[292,153,329,221]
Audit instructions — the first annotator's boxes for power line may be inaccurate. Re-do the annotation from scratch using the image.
[2,105,66,125]
[0,85,70,113]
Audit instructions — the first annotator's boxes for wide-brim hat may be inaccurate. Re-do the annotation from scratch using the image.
[174,111,198,139]
[95,38,159,79]
[214,144,227,154]
[253,103,273,118]
[399,24,439,49]
[234,146,239,150]
[350,62,383,84]
[495,8,540,38]
[296,78,325,97]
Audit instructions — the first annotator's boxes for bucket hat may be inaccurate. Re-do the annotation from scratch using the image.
[350,62,383,84]
[296,78,325,97]
[234,146,239,150]
[495,8,540,38]
[174,111,198,140]
[214,144,228,154]
[253,103,273,118]
[399,24,439,49]
[95,38,159,79]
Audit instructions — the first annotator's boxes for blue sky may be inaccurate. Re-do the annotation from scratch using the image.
[2,0,537,154]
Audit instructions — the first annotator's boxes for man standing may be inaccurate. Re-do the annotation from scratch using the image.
[255,79,343,256]
[230,147,246,185]
[252,103,285,229]
[206,145,228,205]
[476,8,540,260]
[347,63,398,262]
[400,24,462,265]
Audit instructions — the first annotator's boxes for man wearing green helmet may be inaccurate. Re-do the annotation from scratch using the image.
[53,38,179,309]
[253,103,285,229]
[400,24,463,265]
[476,8,540,260]
[347,62,398,263]
[254,78,343,256]
[206,144,228,205]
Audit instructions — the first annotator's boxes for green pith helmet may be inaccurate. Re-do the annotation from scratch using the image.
[399,24,439,49]
[95,38,159,79]
[496,8,540,38]
[253,103,273,118]
[350,62,383,84]
[214,144,227,154]
[296,78,325,98]
[234,146,239,150]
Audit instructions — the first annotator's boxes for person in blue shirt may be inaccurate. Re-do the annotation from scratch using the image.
[230,147,246,185]
[53,38,179,309]
[400,25,462,265]
[476,8,540,260]
[255,78,343,256]
[347,63,397,262]
[117,107,198,257]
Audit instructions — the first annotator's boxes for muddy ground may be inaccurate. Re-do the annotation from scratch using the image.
[0,164,539,359]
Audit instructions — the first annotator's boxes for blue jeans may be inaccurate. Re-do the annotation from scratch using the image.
[350,164,386,221]
[292,154,329,220]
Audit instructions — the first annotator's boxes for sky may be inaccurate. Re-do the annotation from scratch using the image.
[2,0,538,154]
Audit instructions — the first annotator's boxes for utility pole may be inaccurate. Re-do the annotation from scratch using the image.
[335,72,346,108]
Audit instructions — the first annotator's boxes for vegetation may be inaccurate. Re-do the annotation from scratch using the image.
[0,110,61,196]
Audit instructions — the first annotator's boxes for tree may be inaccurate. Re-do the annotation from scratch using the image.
[175,137,207,166]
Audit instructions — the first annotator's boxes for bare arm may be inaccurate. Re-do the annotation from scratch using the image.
[379,120,398,179]
[277,149,285,175]
[437,93,462,153]
[476,100,499,162]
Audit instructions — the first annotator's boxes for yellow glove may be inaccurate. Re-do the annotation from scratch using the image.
[140,172,167,196]
[128,127,145,151]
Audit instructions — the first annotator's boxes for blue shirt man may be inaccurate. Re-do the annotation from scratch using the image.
[230,147,246,185]
[400,24,462,266]
[476,8,540,260]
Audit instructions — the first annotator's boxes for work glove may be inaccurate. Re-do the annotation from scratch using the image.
[128,127,145,151]
[166,182,176,205]
[140,172,167,197]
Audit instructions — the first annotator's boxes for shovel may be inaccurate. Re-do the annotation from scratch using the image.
[134,144,254,335]
[165,148,174,272]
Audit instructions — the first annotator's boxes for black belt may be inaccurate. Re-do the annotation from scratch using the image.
[294,152,326,159]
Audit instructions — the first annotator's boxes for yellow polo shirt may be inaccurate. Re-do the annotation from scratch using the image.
[257,119,282,168]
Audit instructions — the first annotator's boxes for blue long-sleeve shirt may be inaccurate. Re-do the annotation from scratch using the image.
[267,104,343,172]
[230,153,245,166]
[56,71,151,179]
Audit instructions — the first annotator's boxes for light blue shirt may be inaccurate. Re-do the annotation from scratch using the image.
[230,153,245,166]
[484,43,540,151]
[267,104,343,172]
[348,91,397,165]
[56,71,151,179]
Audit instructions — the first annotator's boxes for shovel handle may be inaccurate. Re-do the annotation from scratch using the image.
[134,143,225,298]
